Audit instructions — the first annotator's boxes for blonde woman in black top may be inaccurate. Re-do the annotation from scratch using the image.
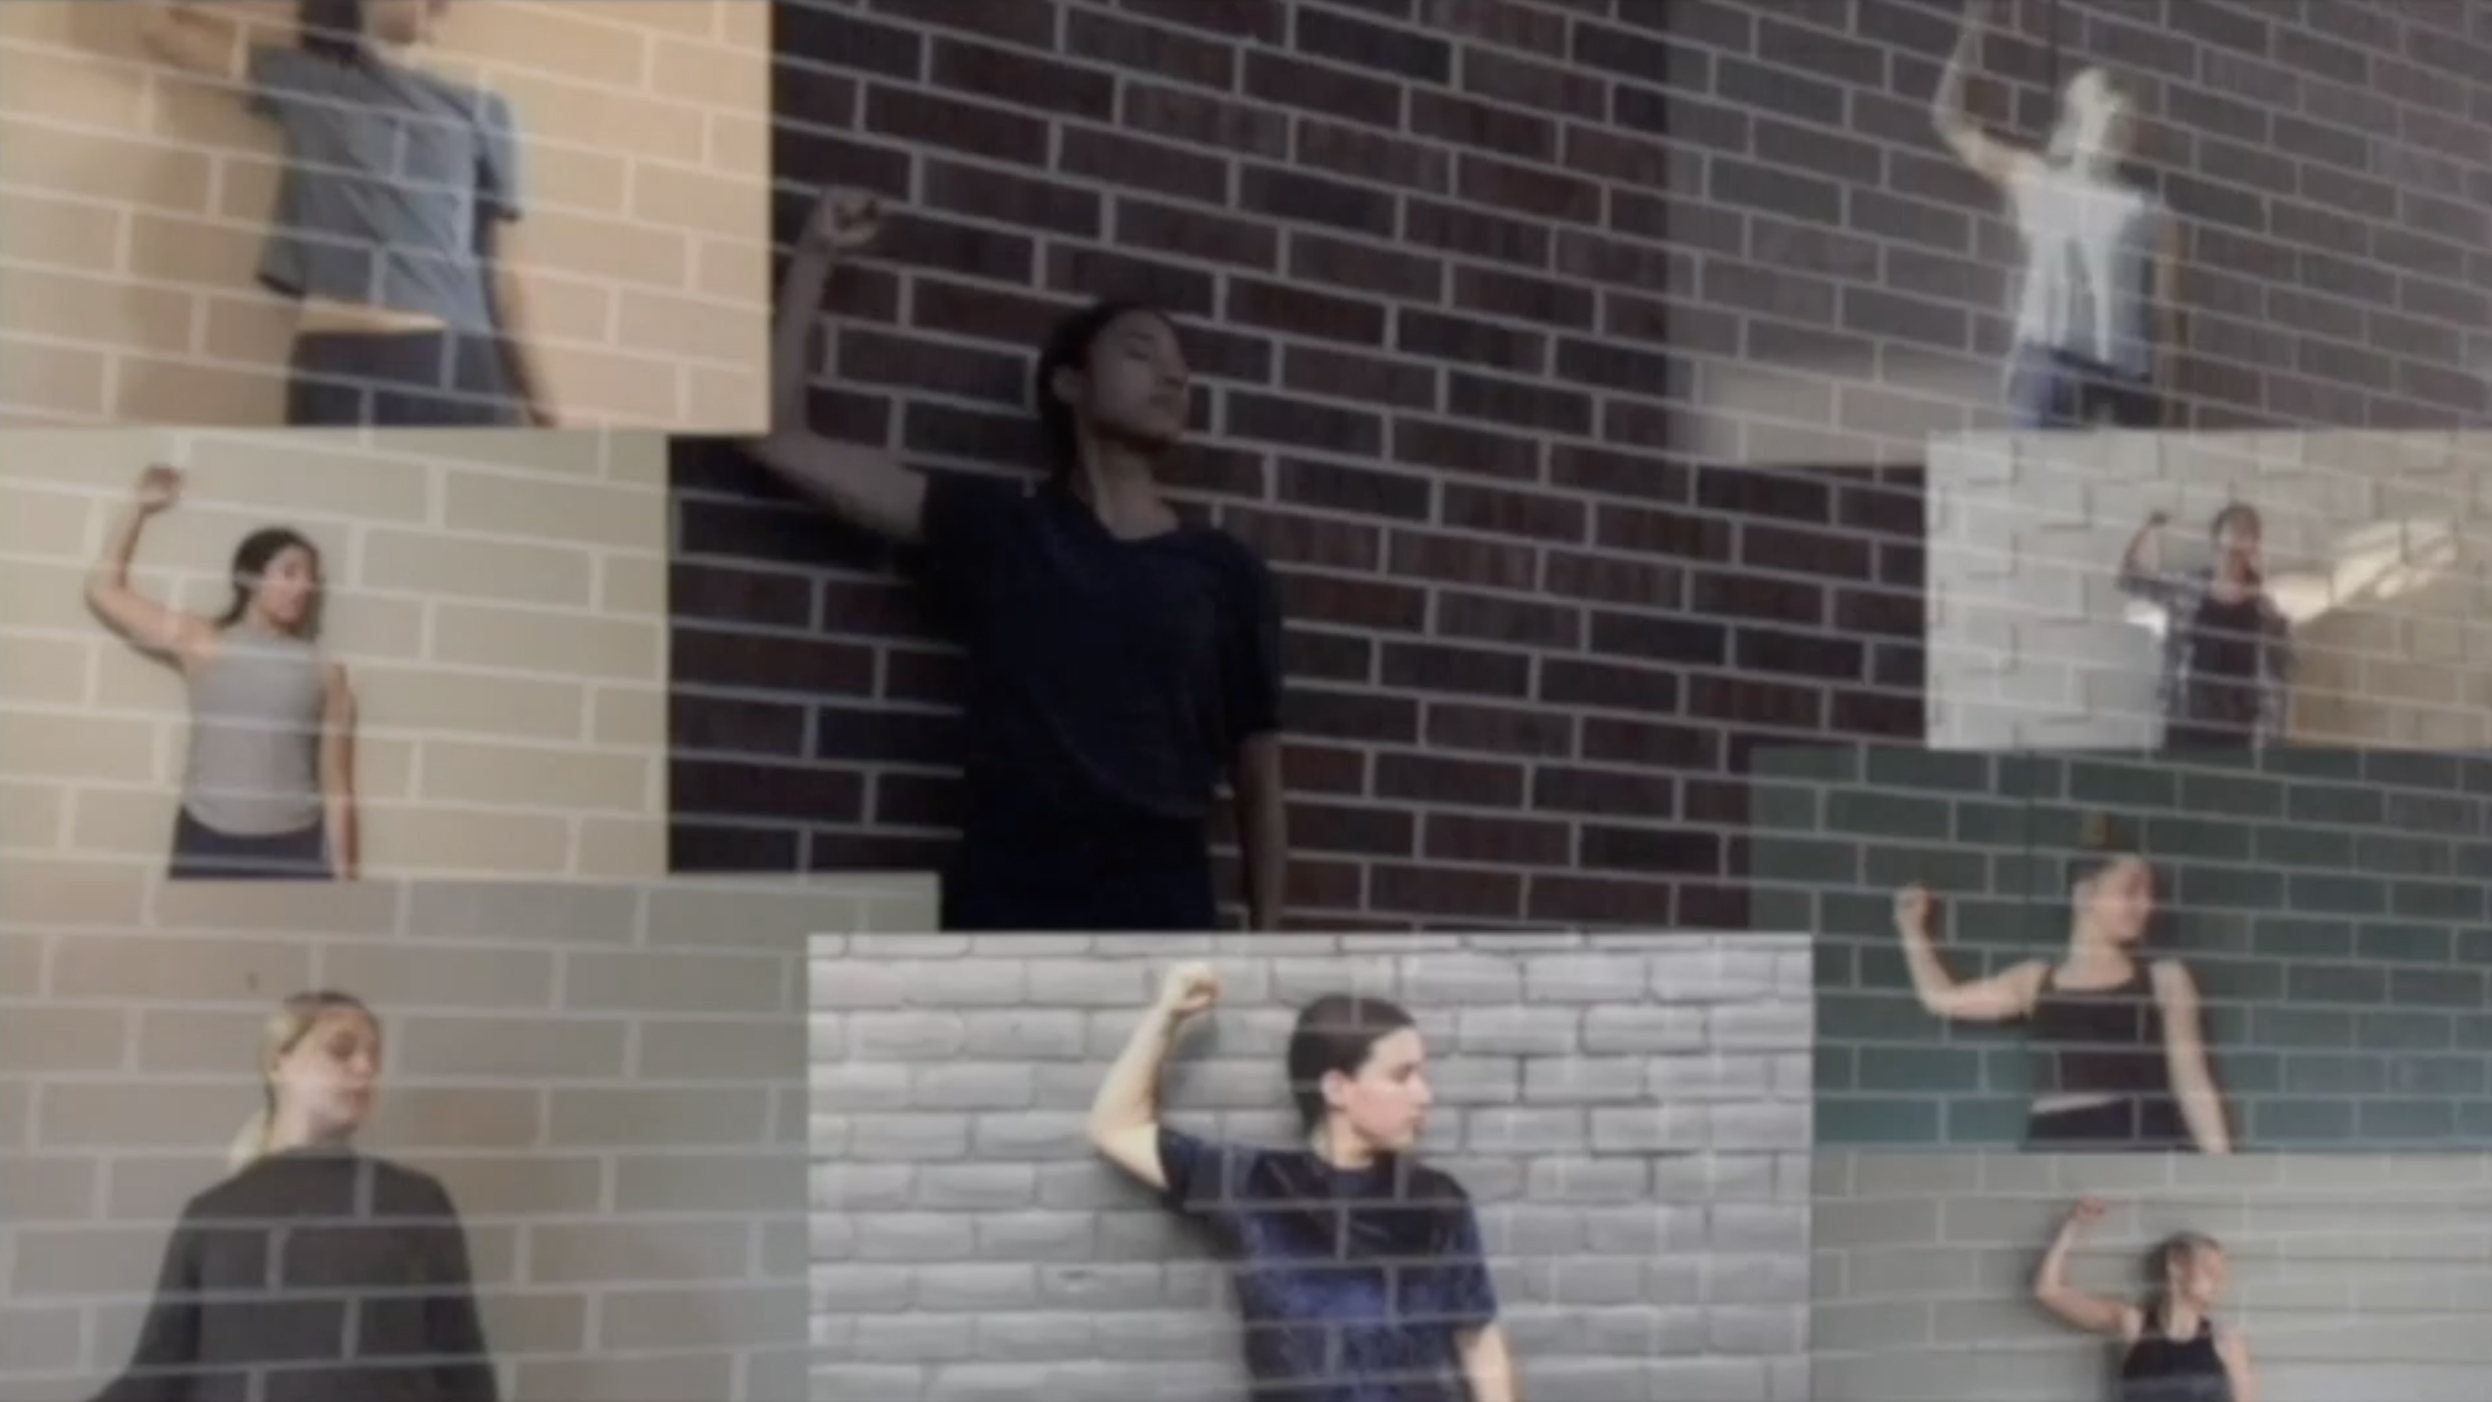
[2036,1198,2255,1402]
[1894,819,2230,1152]
[91,991,497,1402]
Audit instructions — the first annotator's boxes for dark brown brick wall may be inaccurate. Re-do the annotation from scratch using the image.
[670,0,1928,928]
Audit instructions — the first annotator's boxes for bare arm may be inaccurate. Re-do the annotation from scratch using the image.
[2033,1202,2137,1336]
[2154,961,2232,1154]
[139,1,254,82]
[2117,513,2186,605]
[1456,1325,1518,1402]
[740,190,926,543]
[319,662,358,881]
[1895,887,2044,1023]
[1931,0,2037,190]
[86,489,211,667]
[1233,735,1287,931]
[1087,965,1218,1191]
[479,224,555,427]
[2216,1325,2257,1402]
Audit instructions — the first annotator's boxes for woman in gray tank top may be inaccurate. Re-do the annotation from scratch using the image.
[140,0,552,428]
[85,465,361,880]
[1932,0,2181,429]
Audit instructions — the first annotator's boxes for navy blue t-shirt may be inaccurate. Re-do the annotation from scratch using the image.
[918,474,1283,831]
[1157,1126,1499,1402]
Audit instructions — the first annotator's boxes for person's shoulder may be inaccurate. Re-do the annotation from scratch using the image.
[1400,1156,1474,1205]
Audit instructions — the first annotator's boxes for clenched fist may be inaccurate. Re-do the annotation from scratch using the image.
[803,186,883,254]
[1157,962,1221,1018]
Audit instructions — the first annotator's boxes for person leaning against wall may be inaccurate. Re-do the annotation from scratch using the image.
[1089,964,1519,1402]
[89,991,499,1402]
[740,185,1290,934]
[137,0,555,427]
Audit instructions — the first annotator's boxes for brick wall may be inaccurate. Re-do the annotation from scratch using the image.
[807,932,1813,1402]
[1763,744,2492,1150]
[1928,429,2492,751]
[0,1,771,431]
[1813,1152,2492,1401]
[0,873,936,1402]
[0,429,672,880]
[669,0,1930,926]
[1668,0,2492,465]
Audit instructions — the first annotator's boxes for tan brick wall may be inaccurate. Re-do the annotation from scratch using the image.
[0,873,939,1402]
[0,428,672,879]
[1929,429,2492,750]
[0,1,770,432]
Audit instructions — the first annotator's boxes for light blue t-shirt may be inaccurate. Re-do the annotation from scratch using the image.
[247,46,523,334]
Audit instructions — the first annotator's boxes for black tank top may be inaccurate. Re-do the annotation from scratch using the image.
[2028,965,2169,1096]
[2118,1311,2232,1402]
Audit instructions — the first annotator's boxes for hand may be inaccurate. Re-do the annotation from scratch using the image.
[1893,883,1937,937]
[526,402,558,428]
[804,187,884,254]
[2144,509,2170,530]
[2067,1196,2107,1225]
[134,463,183,513]
[1157,962,1220,1018]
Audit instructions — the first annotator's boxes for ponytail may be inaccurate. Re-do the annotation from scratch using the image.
[228,1102,276,1171]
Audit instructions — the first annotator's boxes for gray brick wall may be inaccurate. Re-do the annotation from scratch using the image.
[1813,1152,2492,1402]
[1754,744,2492,1149]
[807,933,1814,1402]
[0,874,936,1402]
[1667,0,2492,466]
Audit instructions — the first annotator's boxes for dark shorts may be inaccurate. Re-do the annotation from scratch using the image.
[2008,344,2161,430]
[169,807,335,881]
[942,808,1218,932]
[2025,1097,2193,1152]
[286,329,524,427]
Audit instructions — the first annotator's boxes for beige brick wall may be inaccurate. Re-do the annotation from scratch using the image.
[1928,430,2492,750]
[0,873,939,1402]
[0,0,769,432]
[0,428,672,879]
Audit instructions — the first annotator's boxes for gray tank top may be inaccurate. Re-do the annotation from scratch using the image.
[246,46,524,333]
[182,632,327,836]
[2007,161,2164,379]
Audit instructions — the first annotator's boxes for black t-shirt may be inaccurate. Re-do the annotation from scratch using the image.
[2185,592,2263,729]
[918,473,1283,831]
[92,1147,497,1402]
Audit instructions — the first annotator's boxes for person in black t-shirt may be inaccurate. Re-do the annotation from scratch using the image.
[93,990,498,1402]
[2115,505,2294,750]
[744,186,1289,932]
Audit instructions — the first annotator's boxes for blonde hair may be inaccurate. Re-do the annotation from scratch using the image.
[228,989,376,1170]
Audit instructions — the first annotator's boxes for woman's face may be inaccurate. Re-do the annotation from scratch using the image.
[274,1008,381,1137]
[2067,70,2136,160]
[2081,856,2156,944]
[1073,311,1191,451]
[1325,1027,1433,1153]
[2170,1245,2227,1308]
[2213,512,2262,567]
[368,0,449,45]
[249,545,322,631]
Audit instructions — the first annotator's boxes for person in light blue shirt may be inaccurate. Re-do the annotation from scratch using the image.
[141,0,553,426]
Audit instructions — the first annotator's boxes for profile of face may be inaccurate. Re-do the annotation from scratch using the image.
[2078,854,2156,944]
[367,0,450,45]
[243,543,324,632]
[272,1006,383,1140]
[2061,68,2136,163]
[1057,310,1191,452]
[1321,1026,1434,1153]
[2166,1241,2227,1309]
[2211,508,2262,568]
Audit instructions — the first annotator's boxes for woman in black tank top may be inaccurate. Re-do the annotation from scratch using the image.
[1893,819,2230,1152]
[2033,1198,2255,1402]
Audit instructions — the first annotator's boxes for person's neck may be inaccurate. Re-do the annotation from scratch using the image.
[2062,930,2131,974]
[1308,1128,1377,1172]
[1066,453,1172,539]
[268,1119,353,1156]
[2159,1297,2202,1335]
[2212,558,2257,591]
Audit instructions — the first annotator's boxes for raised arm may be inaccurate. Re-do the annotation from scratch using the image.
[86,466,213,668]
[1894,885,2045,1023]
[138,2,253,83]
[739,187,927,543]
[319,662,359,880]
[1086,963,1220,1191]
[89,1223,204,1402]
[2152,960,2232,1154]
[2116,511,2186,606]
[1932,0,2038,190]
[2032,1198,2138,1336]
